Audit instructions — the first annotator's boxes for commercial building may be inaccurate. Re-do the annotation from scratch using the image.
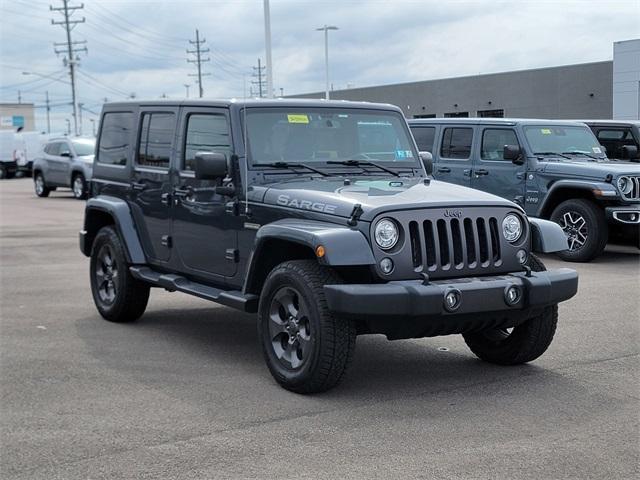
[0,103,36,131]
[296,39,639,120]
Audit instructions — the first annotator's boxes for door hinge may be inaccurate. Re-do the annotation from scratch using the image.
[161,235,172,248]
[225,200,239,215]
[225,248,239,262]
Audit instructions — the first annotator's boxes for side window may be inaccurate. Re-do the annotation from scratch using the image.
[45,142,61,156]
[481,129,519,160]
[596,128,635,158]
[138,112,175,169]
[97,112,133,166]
[440,127,473,159]
[183,114,231,171]
[411,126,436,153]
[59,142,71,157]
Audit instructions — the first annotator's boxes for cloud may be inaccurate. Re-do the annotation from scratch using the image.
[1,0,637,133]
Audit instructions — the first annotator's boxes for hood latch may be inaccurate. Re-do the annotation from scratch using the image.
[347,203,364,227]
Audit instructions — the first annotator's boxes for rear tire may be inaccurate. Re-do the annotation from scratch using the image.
[258,260,356,394]
[34,173,51,197]
[90,226,150,323]
[550,198,607,262]
[462,254,558,365]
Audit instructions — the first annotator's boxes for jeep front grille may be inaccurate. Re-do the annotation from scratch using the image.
[621,176,640,201]
[409,216,502,273]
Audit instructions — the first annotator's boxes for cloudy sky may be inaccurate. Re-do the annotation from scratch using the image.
[1,0,638,133]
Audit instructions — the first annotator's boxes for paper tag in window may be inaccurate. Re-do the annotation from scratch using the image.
[287,114,309,124]
[541,128,552,135]
[592,147,602,154]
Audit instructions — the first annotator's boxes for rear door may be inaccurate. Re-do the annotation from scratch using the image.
[433,126,473,186]
[129,108,177,264]
[471,127,526,206]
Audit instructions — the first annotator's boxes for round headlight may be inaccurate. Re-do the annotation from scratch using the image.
[374,218,399,250]
[617,176,633,195]
[502,214,523,243]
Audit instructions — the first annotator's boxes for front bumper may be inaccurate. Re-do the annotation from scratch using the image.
[606,205,640,224]
[325,269,578,320]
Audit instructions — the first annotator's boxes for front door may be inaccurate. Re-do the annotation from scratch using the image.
[129,109,176,263]
[172,107,239,279]
[471,127,526,207]
[47,141,70,185]
[434,126,473,187]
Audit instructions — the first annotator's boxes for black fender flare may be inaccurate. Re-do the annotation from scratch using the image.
[243,219,375,291]
[537,179,617,217]
[81,196,146,264]
[529,218,569,253]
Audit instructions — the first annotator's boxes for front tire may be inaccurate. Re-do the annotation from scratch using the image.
[462,254,558,365]
[258,260,356,394]
[90,226,150,323]
[550,198,607,262]
[72,173,87,200]
[34,173,51,197]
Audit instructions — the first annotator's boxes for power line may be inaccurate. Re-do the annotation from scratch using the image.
[187,29,211,98]
[50,0,87,136]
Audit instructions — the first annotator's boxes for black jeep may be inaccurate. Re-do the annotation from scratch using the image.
[80,100,578,393]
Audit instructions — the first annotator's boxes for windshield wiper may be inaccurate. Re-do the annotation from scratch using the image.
[258,162,330,177]
[327,159,400,177]
[562,151,599,160]
[534,151,571,160]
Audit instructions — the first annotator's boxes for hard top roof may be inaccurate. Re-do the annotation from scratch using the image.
[577,119,640,127]
[407,118,590,127]
[103,97,400,111]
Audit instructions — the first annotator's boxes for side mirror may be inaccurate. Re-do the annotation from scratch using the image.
[60,151,71,158]
[504,145,524,165]
[194,151,228,180]
[622,145,639,160]
[419,151,433,176]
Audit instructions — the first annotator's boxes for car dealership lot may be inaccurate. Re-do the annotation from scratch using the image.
[1,178,638,479]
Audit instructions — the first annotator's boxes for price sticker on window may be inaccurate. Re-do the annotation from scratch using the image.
[287,114,309,124]
[541,128,552,135]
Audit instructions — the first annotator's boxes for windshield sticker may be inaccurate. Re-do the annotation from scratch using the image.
[395,150,413,159]
[541,128,552,135]
[592,146,602,154]
[287,114,309,124]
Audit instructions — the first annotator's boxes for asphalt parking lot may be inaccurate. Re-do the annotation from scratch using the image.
[1,177,638,480]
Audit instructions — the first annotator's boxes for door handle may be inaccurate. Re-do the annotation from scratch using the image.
[475,169,489,176]
[437,167,451,173]
[131,181,147,191]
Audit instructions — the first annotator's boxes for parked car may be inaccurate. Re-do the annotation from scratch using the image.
[581,120,640,162]
[79,99,578,393]
[14,131,59,176]
[408,118,640,262]
[32,136,96,199]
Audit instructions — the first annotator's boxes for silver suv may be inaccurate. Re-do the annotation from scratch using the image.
[33,136,95,199]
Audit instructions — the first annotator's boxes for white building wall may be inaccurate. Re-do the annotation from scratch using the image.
[613,39,640,120]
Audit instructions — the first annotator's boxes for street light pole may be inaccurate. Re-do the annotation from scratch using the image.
[90,118,96,136]
[65,119,70,135]
[263,0,274,98]
[184,84,190,98]
[45,91,51,134]
[316,25,338,100]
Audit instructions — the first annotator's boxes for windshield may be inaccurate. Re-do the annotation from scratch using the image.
[72,139,96,156]
[246,108,418,166]
[524,126,605,158]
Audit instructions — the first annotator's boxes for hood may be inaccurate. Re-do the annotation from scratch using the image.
[252,176,517,221]
[541,159,640,180]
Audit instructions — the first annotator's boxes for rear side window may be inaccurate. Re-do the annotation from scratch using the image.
[97,112,133,166]
[138,112,175,169]
[411,126,436,153]
[481,129,519,160]
[183,114,231,171]
[440,127,473,159]
[595,128,636,158]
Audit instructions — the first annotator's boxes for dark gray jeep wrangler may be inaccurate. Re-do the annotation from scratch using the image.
[80,99,578,393]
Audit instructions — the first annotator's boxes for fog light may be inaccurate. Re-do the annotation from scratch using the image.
[504,285,522,306]
[380,257,394,274]
[516,249,528,264]
[443,289,462,312]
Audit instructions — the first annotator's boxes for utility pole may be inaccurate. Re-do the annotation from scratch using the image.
[89,118,95,136]
[45,91,51,133]
[65,119,71,135]
[263,0,273,98]
[51,0,87,136]
[252,58,266,98]
[187,29,210,98]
